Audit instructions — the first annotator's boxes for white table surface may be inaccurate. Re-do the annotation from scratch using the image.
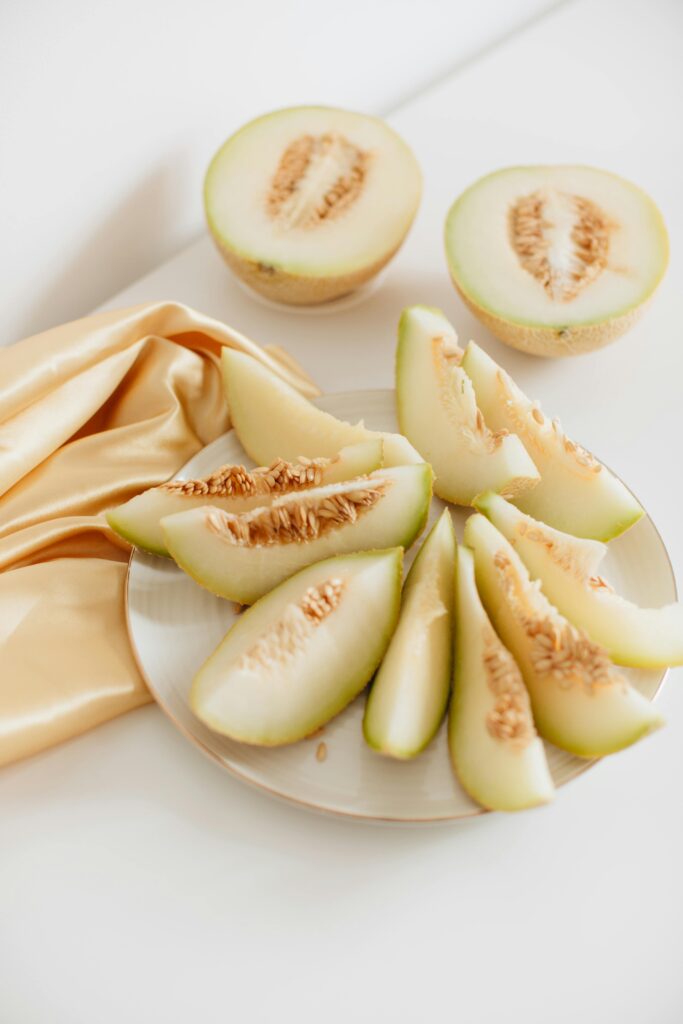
[2,0,683,1021]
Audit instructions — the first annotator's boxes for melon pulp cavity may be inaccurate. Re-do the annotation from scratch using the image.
[449,545,554,811]
[105,441,383,556]
[223,348,422,468]
[462,341,643,540]
[476,491,683,669]
[363,509,456,759]
[396,305,539,505]
[463,514,663,758]
[191,549,403,745]
[204,106,422,305]
[162,464,432,604]
[445,165,668,356]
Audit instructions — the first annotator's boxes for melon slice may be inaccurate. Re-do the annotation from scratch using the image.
[445,165,668,356]
[463,514,663,758]
[191,549,403,745]
[162,464,432,604]
[205,106,422,305]
[475,491,683,669]
[396,305,539,504]
[462,340,643,540]
[223,348,422,468]
[449,545,554,811]
[105,440,382,556]
[363,508,456,759]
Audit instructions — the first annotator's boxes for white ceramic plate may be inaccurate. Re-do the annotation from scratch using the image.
[126,390,674,823]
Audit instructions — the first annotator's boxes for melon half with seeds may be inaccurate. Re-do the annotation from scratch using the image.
[191,549,403,745]
[162,464,432,604]
[445,166,668,356]
[464,514,663,758]
[106,441,382,556]
[205,106,422,305]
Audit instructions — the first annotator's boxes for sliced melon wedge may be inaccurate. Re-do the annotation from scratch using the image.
[449,545,554,811]
[205,106,421,305]
[445,165,668,356]
[105,441,382,556]
[363,508,456,759]
[475,491,683,668]
[463,514,663,758]
[223,348,422,469]
[162,464,432,604]
[191,549,403,745]
[462,340,643,540]
[396,305,539,504]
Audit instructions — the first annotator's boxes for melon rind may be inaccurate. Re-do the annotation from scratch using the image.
[191,549,403,745]
[449,545,554,812]
[363,508,456,759]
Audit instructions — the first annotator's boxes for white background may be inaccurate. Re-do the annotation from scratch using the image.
[2,1,683,1022]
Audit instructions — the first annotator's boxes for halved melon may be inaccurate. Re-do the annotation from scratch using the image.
[363,508,456,759]
[462,340,643,540]
[445,165,668,356]
[223,348,422,468]
[105,441,382,556]
[191,549,403,745]
[463,514,663,757]
[449,545,554,811]
[475,491,683,669]
[205,106,422,305]
[396,305,539,504]
[162,464,432,604]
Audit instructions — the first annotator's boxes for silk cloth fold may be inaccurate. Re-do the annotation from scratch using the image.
[0,301,319,767]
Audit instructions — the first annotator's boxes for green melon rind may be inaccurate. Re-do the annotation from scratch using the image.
[363,508,456,759]
[191,548,404,745]
[463,513,663,758]
[475,490,683,669]
[444,164,669,331]
[449,544,554,812]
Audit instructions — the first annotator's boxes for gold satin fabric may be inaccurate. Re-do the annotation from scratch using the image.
[0,301,319,767]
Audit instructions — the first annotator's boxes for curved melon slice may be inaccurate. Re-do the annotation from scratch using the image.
[445,165,668,356]
[191,549,403,745]
[449,545,554,811]
[396,305,539,504]
[105,440,382,556]
[475,491,683,668]
[463,514,663,758]
[205,106,421,305]
[162,464,432,604]
[363,508,456,759]
[223,348,422,469]
[462,340,643,540]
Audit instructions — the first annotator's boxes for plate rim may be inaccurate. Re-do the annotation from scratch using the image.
[124,387,674,824]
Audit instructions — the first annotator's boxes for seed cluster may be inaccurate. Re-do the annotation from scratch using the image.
[509,189,611,302]
[205,482,387,547]
[516,521,584,577]
[434,336,508,454]
[267,132,368,229]
[237,578,344,672]
[162,455,329,500]
[483,630,534,745]
[493,551,620,693]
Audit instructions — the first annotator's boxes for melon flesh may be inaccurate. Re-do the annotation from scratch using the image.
[449,545,554,811]
[462,340,643,540]
[223,348,422,468]
[363,509,456,759]
[191,549,403,745]
[476,491,683,669]
[205,106,421,300]
[463,514,663,758]
[162,464,432,604]
[396,305,539,504]
[445,165,668,349]
[105,441,382,556]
